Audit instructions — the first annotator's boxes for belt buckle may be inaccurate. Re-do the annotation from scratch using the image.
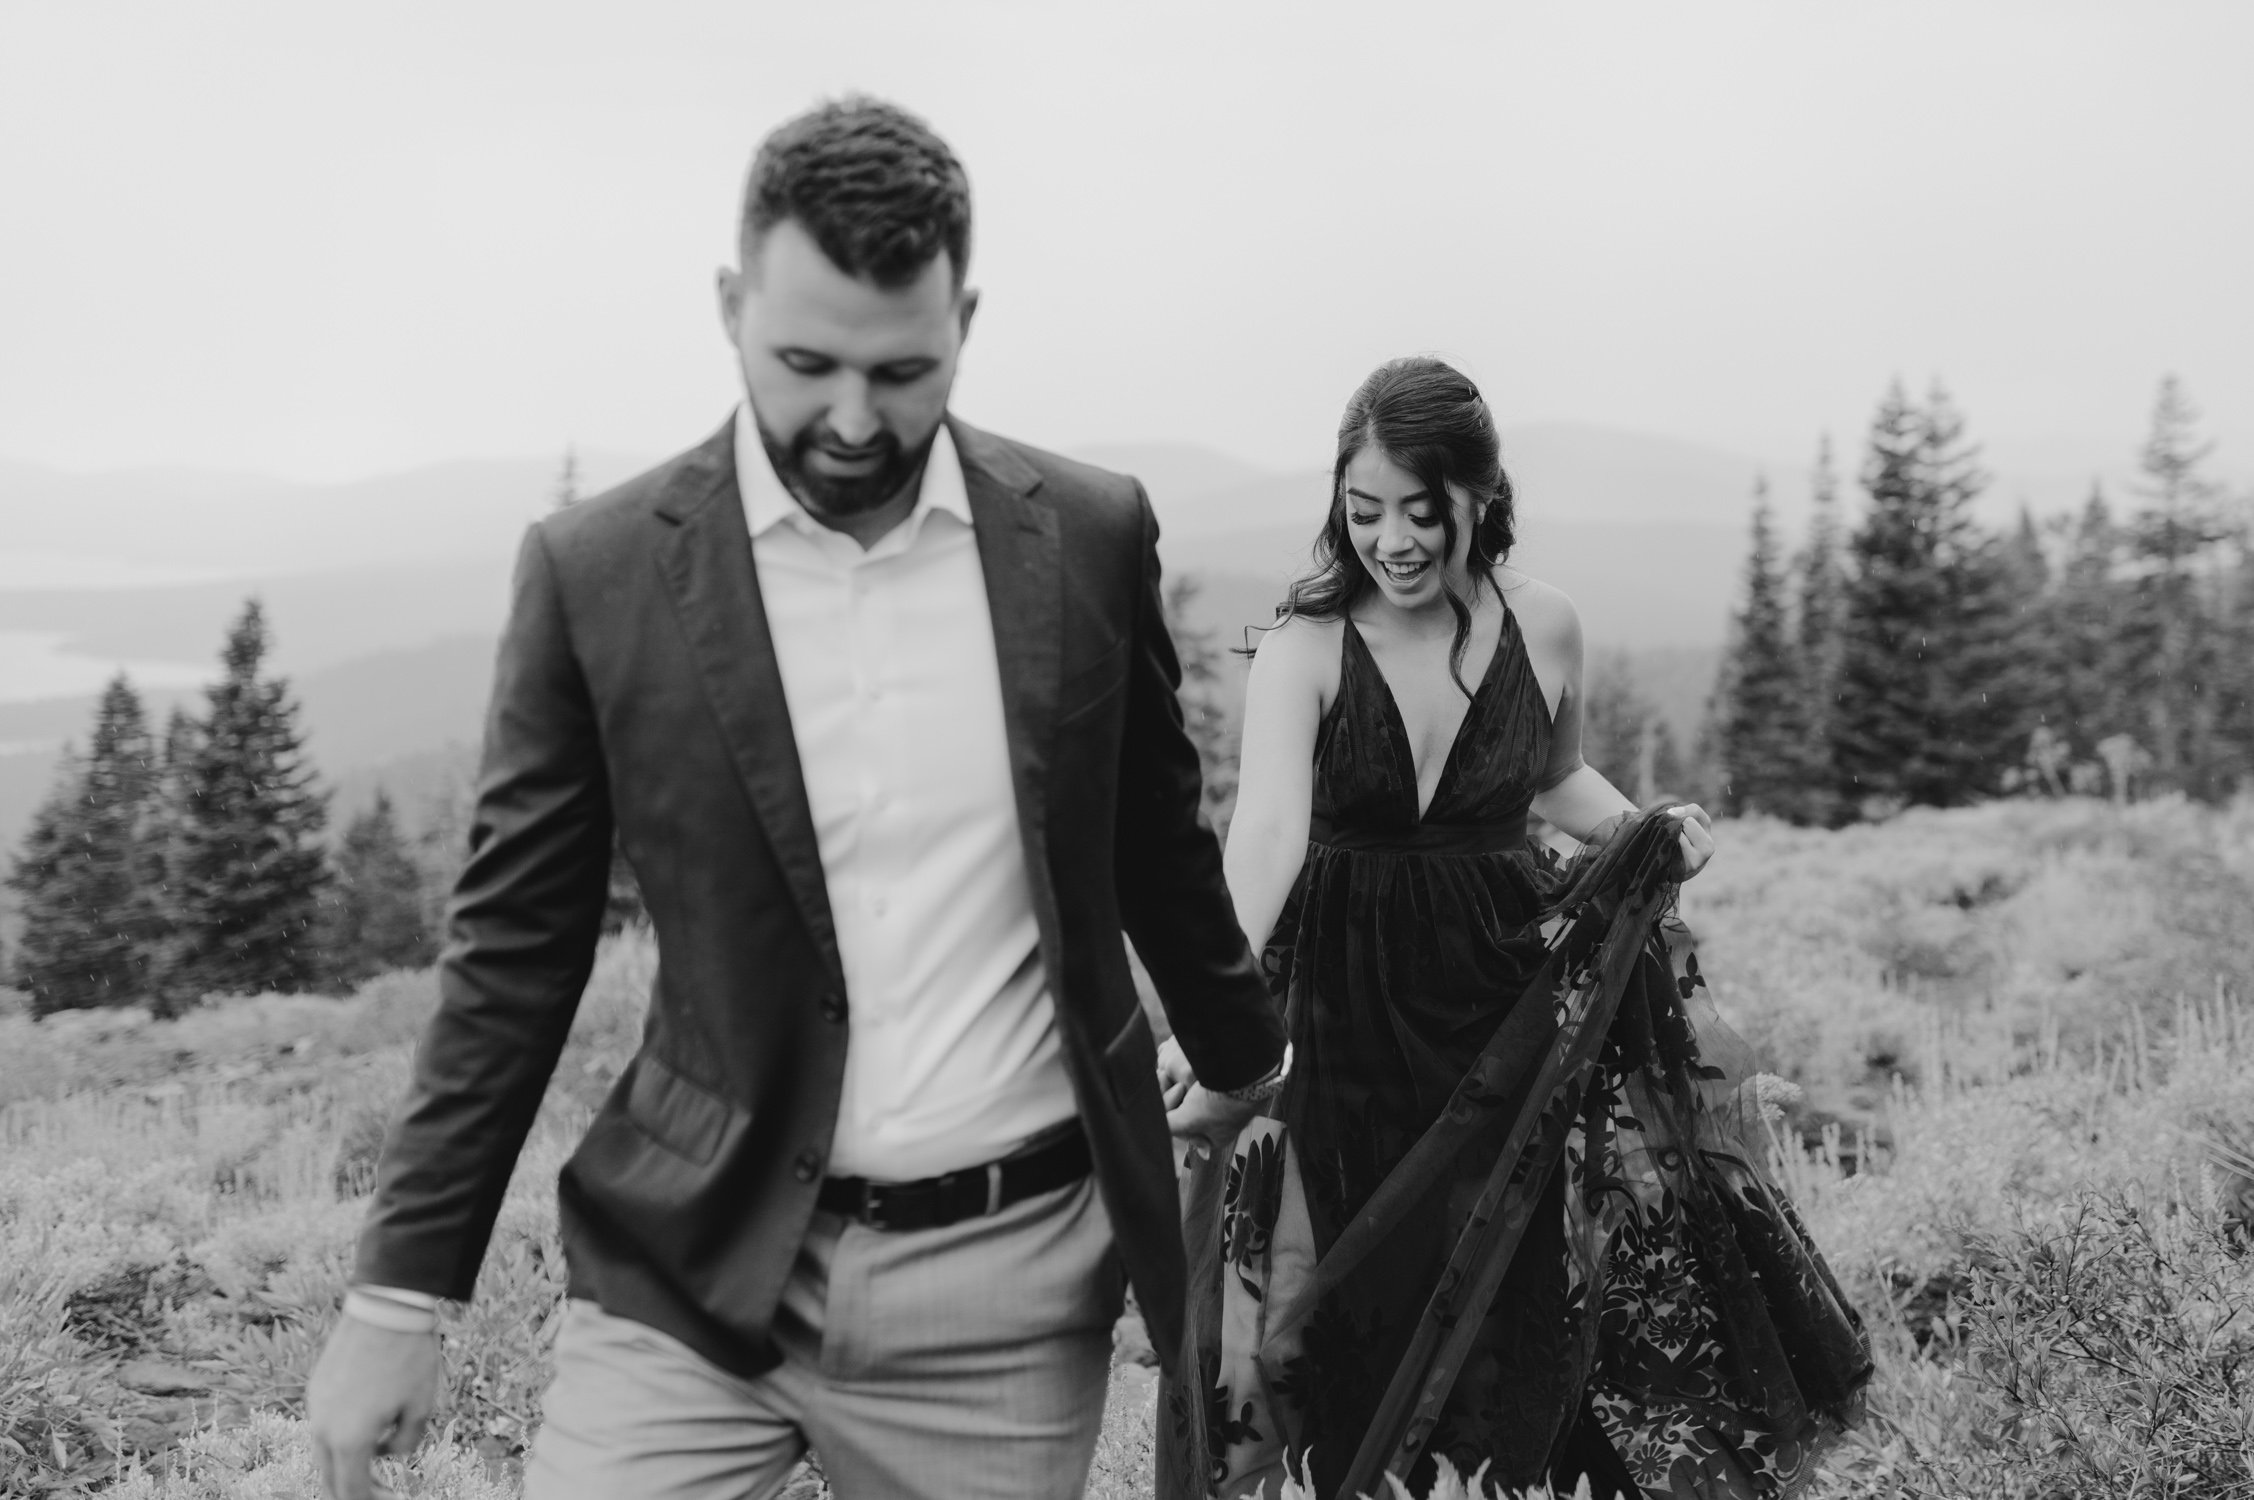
[853,1162,1006,1232]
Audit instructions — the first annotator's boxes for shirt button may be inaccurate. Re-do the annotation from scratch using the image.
[820,992,847,1024]
[870,895,888,918]
[793,1149,823,1183]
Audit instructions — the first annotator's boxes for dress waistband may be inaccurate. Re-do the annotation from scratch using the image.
[1309,812,1530,857]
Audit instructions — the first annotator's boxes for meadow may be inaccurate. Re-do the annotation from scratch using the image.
[3,795,2252,1498]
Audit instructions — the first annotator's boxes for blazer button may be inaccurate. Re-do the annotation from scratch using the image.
[820,991,846,1024]
[793,1150,822,1183]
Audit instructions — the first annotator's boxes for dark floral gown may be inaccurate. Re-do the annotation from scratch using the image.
[1158,614,1870,1500]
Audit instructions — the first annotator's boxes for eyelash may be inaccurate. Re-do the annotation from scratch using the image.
[1348,511,1440,528]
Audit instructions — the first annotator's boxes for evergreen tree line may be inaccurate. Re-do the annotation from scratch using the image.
[4,602,439,1017]
[1714,376,2253,823]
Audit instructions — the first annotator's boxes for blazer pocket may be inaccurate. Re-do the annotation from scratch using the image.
[1100,1004,1158,1113]
[1055,635,1130,727]
[624,1053,734,1166]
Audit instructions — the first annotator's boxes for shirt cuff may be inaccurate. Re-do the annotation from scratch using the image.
[343,1284,442,1334]
[1217,1042,1292,1104]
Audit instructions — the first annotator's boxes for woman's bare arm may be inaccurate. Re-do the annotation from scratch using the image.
[1514,572,1714,869]
[1161,617,1330,1121]
[1223,618,1330,957]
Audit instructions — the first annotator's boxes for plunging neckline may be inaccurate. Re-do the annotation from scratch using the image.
[1344,611,1514,824]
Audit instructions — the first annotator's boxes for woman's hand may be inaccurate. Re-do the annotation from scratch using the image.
[1671,804,1716,878]
[1166,1083,1262,1162]
[1157,1034,1264,1161]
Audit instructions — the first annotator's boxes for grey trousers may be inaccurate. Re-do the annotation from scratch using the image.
[522,1176,1124,1500]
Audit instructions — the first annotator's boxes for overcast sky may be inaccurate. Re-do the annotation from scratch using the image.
[4,1,2248,494]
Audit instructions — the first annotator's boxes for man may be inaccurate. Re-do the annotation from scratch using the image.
[307,97,1286,1500]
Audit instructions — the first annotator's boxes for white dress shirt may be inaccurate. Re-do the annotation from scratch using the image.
[735,408,1076,1181]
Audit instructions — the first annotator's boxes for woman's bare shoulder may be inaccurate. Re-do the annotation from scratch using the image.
[1251,612,1342,660]
[1248,613,1343,695]
[1493,566,1583,652]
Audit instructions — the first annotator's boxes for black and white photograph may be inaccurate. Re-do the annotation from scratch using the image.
[2,4,2250,1497]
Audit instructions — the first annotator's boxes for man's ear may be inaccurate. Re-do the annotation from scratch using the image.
[955,286,981,343]
[716,266,746,342]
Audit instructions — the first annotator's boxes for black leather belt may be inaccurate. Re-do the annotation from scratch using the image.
[816,1125,1092,1232]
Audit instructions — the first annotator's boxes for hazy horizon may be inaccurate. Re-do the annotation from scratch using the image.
[4,1,2249,490]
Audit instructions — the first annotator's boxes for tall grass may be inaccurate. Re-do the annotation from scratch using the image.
[1,795,2248,1497]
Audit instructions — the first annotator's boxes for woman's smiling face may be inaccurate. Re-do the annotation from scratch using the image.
[1342,446,1478,612]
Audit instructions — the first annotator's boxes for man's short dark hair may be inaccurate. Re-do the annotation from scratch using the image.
[741,97,972,291]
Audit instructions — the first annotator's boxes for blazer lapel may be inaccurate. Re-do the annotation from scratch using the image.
[651,422,845,988]
[954,418,1061,887]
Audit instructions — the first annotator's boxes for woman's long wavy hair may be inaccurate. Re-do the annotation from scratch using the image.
[1267,356,1516,693]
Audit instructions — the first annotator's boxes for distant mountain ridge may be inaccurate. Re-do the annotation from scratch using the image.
[0,422,1780,856]
[1077,422,1816,539]
[0,562,513,675]
[0,449,652,577]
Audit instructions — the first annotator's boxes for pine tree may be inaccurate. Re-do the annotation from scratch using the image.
[2050,488,2127,766]
[172,600,331,998]
[1833,383,2028,811]
[77,676,167,996]
[1716,481,1823,819]
[1647,717,1690,802]
[3,678,167,1013]
[143,708,203,1016]
[1582,650,1657,800]
[552,446,583,511]
[326,791,436,985]
[2120,376,2234,798]
[1791,436,1847,822]
[2218,533,2254,793]
[1832,383,1935,812]
[1996,505,2060,786]
[1165,577,1241,835]
[1921,387,2036,798]
[412,749,478,940]
[6,754,87,1016]
[1939,487,2045,799]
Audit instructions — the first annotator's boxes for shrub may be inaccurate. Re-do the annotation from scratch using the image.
[8,799,2254,1498]
[1958,1193,2254,1495]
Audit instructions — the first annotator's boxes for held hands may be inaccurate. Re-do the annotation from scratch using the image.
[306,1316,443,1500]
[1158,1035,1262,1161]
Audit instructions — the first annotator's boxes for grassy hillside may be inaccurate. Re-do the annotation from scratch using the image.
[3,798,2250,1496]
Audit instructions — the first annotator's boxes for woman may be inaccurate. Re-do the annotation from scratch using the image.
[1156,358,1869,1499]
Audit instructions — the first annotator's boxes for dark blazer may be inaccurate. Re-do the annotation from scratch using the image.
[353,416,1285,1377]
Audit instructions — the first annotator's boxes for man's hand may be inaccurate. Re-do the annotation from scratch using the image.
[1166,1082,1262,1162]
[1156,1034,1194,1110]
[307,1316,443,1500]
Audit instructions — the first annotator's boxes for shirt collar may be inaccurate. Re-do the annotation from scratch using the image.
[734,405,971,541]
